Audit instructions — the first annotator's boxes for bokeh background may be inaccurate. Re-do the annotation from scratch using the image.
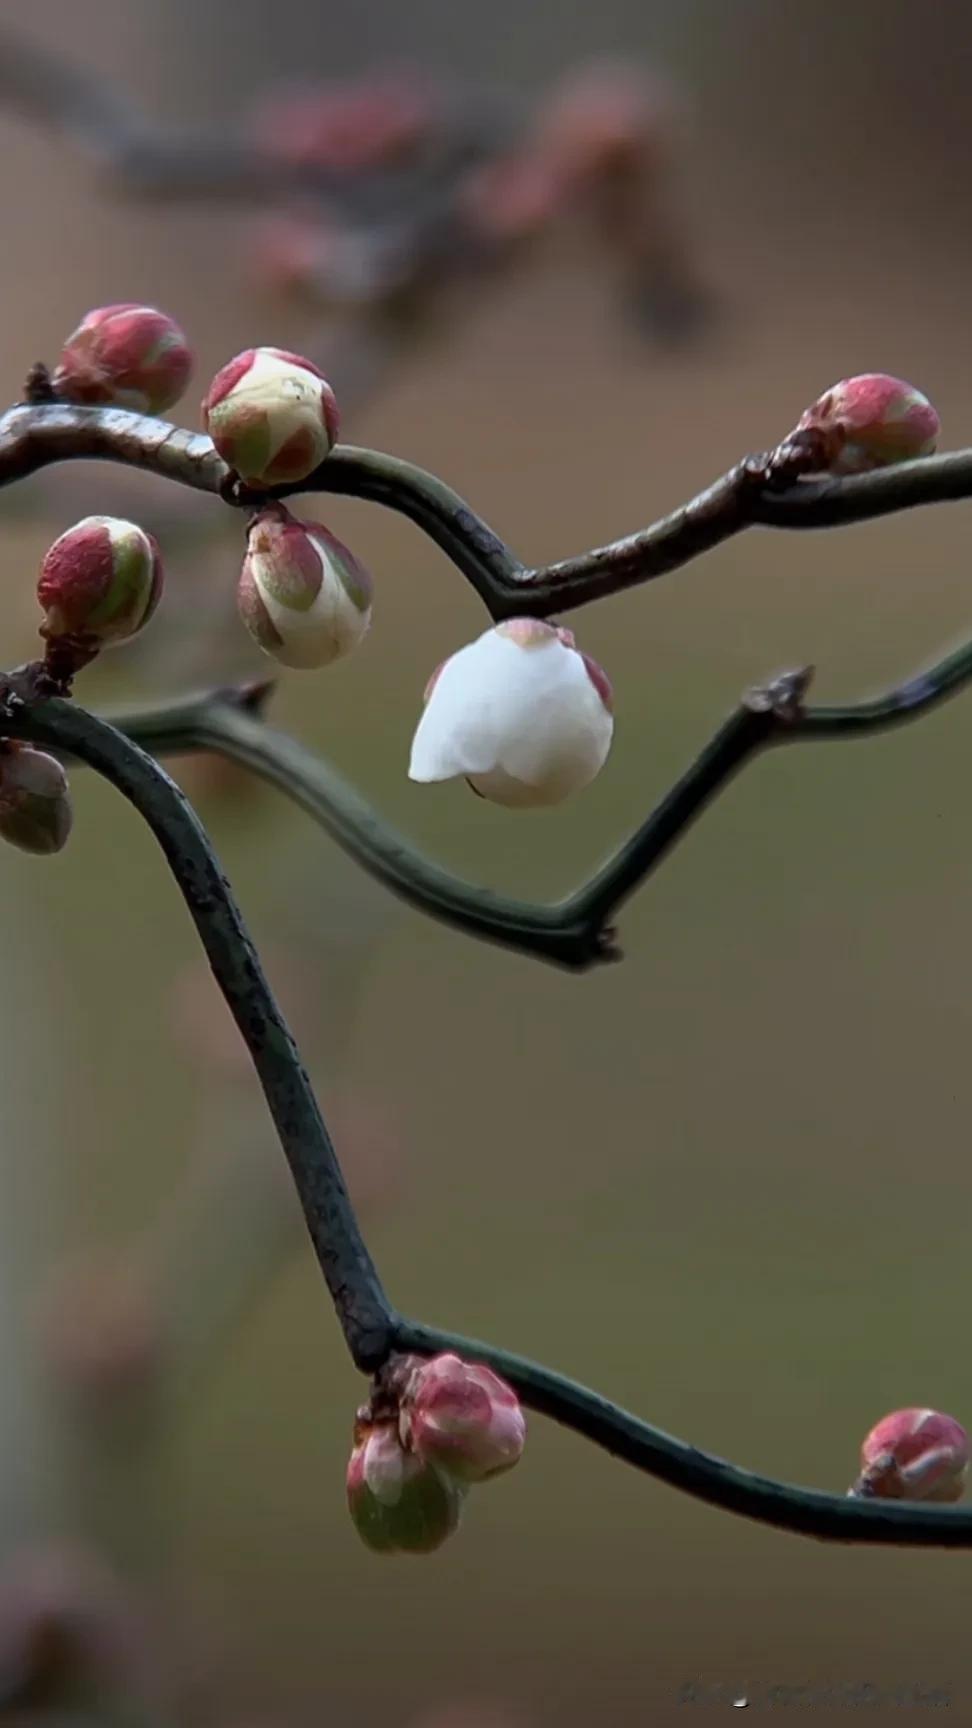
[0,1,970,1722]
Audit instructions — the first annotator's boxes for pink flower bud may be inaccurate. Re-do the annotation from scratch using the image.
[202,347,339,487]
[401,1354,526,1484]
[238,504,371,668]
[346,1422,465,1554]
[53,303,193,415]
[795,374,940,475]
[0,744,72,856]
[38,516,163,649]
[852,1408,969,1502]
[409,618,613,807]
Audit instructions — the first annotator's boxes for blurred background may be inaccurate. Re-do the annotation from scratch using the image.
[0,0,971,1721]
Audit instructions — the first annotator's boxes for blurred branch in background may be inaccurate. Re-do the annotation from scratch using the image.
[0,21,714,405]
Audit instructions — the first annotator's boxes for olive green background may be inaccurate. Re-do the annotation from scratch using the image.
[0,2,970,1722]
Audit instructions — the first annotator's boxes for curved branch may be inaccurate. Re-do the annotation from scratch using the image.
[3,402,972,622]
[103,631,972,969]
[0,681,395,1371]
[394,1318,972,1547]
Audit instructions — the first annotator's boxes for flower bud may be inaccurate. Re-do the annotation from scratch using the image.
[0,745,72,855]
[401,1353,526,1483]
[53,303,193,415]
[409,618,613,807]
[202,347,339,487]
[346,1422,465,1554]
[238,504,371,668]
[851,1408,969,1502]
[795,374,939,475]
[38,516,163,649]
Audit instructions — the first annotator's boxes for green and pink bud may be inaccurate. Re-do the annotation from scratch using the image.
[38,517,163,650]
[203,347,339,487]
[52,303,193,415]
[409,618,613,807]
[795,374,940,476]
[850,1408,969,1502]
[401,1353,526,1484]
[238,504,371,668]
[0,744,72,856]
[346,1420,465,1555]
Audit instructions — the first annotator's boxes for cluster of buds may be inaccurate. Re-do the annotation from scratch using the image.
[850,1408,969,1503]
[347,1353,526,1555]
[781,373,940,478]
[409,619,614,807]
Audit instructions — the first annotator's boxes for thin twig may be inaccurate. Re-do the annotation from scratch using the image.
[3,402,972,620]
[0,678,395,1372]
[101,633,972,969]
[393,1318,972,1547]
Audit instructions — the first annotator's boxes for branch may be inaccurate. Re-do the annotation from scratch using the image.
[8,666,972,1545]
[0,680,395,1372]
[102,630,972,970]
[393,1318,972,1547]
[3,402,972,621]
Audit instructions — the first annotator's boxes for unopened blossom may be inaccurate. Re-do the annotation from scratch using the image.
[409,618,613,808]
[346,1422,465,1554]
[795,374,939,475]
[0,744,72,856]
[401,1353,526,1483]
[53,303,193,414]
[851,1408,969,1502]
[38,516,163,649]
[202,347,339,486]
[238,504,371,668]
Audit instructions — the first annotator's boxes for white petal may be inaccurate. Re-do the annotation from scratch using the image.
[408,632,519,781]
[408,626,613,803]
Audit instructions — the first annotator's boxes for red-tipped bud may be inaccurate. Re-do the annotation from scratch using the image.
[851,1408,969,1502]
[346,1422,465,1554]
[238,504,371,668]
[203,347,339,487]
[401,1354,526,1483]
[53,303,193,415]
[38,516,163,650]
[795,374,940,475]
[0,744,72,856]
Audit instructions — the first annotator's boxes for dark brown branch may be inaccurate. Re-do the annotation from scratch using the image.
[394,1318,972,1547]
[0,677,395,1372]
[3,403,971,622]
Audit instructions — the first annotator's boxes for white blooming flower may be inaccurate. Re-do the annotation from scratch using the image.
[409,618,613,807]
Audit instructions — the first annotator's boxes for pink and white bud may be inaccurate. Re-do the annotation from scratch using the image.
[409,619,613,808]
[202,347,339,487]
[238,504,371,668]
[851,1408,969,1502]
[53,303,193,415]
[38,516,163,649]
[0,744,72,855]
[346,1422,465,1554]
[401,1353,526,1484]
[795,374,940,475]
